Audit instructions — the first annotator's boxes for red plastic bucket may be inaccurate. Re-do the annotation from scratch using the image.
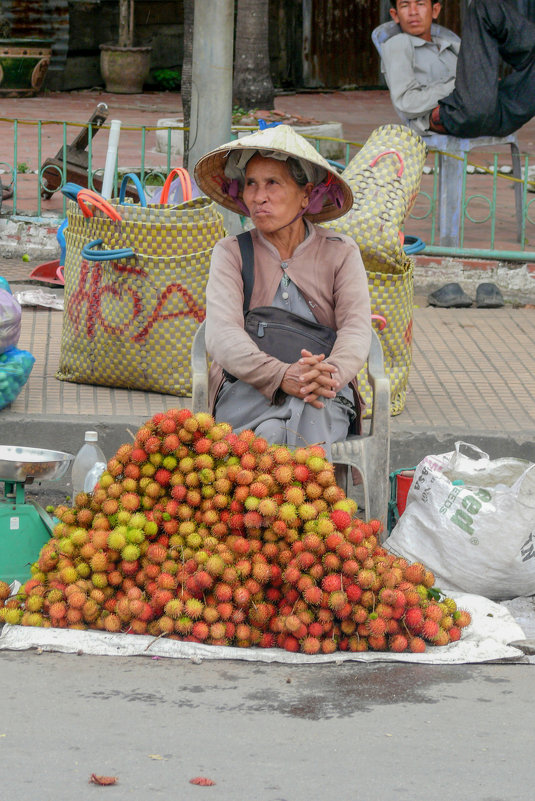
[396,470,415,516]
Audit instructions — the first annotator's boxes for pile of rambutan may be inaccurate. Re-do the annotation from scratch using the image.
[0,410,472,654]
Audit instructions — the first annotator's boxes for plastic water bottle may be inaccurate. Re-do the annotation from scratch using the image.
[71,431,107,496]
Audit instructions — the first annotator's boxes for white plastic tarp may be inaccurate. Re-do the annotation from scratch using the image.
[0,592,529,665]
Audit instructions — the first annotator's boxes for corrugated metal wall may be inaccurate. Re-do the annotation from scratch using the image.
[297,0,465,89]
[302,0,381,88]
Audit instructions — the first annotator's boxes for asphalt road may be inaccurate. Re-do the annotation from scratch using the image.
[0,649,531,801]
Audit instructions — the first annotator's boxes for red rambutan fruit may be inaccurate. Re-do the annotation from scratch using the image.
[233,586,251,607]
[282,634,300,652]
[321,637,338,654]
[448,625,462,642]
[328,590,348,611]
[192,620,209,641]
[421,619,440,641]
[303,585,323,606]
[453,609,472,628]
[366,614,386,636]
[300,636,321,655]
[322,552,342,573]
[389,634,408,652]
[403,562,426,585]
[321,573,343,593]
[368,633,387,651]
[424,603,444,623]
[404,607,424,631]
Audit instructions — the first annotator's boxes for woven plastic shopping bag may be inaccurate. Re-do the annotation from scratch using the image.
[57,172,225,396]
[325,124,427,416]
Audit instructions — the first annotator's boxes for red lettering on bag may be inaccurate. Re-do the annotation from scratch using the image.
[403,319,413,347]
[67,260,145,338]
[67,263,205,341]
[132,283,206,342]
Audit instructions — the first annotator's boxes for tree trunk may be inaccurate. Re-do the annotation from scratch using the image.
[233,0,274,110]
[118,0,133,48]
[181,0,194,170]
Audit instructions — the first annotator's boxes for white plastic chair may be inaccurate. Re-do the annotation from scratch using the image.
[190,320,391,532]
[372,20,523,248]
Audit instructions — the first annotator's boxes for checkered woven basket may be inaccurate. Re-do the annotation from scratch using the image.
[57,195,225,396]
[325,124,426,416]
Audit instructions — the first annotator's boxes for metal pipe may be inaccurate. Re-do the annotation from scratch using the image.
[421,246,535,262]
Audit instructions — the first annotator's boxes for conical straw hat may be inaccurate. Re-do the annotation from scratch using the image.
[194,124,353,223]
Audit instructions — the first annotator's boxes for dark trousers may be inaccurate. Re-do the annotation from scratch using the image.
[439,0,535,137]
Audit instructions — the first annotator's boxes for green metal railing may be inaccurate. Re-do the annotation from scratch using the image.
[1,118,534,261]
[306,132,535,260]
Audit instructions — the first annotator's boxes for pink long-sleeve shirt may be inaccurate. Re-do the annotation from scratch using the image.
[205,222,371,412]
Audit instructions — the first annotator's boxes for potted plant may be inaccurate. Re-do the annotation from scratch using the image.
[100,0,152,94]
[0,13,52,98]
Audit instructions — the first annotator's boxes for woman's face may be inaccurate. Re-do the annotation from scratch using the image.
[242,154,313,235]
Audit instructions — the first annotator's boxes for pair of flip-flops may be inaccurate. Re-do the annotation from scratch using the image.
[428,282,504,308]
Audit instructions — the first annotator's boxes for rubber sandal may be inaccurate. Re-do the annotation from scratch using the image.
[428,283,473,308]
[476,282,504,308]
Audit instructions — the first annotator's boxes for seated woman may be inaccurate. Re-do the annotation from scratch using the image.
[194,125,371,461]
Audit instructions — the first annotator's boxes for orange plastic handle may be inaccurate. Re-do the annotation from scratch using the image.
[371,314,387,331]
[369,149,404,178]
[160,167,193,203]
[77,189,123,222]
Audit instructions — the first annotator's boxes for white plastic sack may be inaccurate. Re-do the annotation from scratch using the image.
[385,442,535,600]
[0,288,21,352]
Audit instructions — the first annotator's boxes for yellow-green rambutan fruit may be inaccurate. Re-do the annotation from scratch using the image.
[126,527,145,545]
[121,544,141,562]
[297,503,317,521]
[107,529,127,551]
[60,566,78,585]
[333,498,357,516]
[91,572,108,589]
[4,607,22,625]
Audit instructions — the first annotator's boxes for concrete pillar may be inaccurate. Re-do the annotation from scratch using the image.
[189,0,241,234]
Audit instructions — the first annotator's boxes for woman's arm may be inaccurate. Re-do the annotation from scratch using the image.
[205,238,288,401]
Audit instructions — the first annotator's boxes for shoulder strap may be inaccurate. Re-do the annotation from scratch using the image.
[237,230,255,315]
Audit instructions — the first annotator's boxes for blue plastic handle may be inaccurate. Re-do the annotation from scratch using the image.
[326,158,346,173]
[119,173,147,206]
[56,218,68,266]
[403,235,426,254]
[61,182,86,202]
[82,239,135,262]
[258,119,283,131]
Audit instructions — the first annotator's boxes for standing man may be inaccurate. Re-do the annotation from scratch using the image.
[381,0,535,138]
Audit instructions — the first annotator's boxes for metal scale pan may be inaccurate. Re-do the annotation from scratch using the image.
[0,446,73,483]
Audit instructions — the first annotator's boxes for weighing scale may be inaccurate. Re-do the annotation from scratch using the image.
[0,446,73,584]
